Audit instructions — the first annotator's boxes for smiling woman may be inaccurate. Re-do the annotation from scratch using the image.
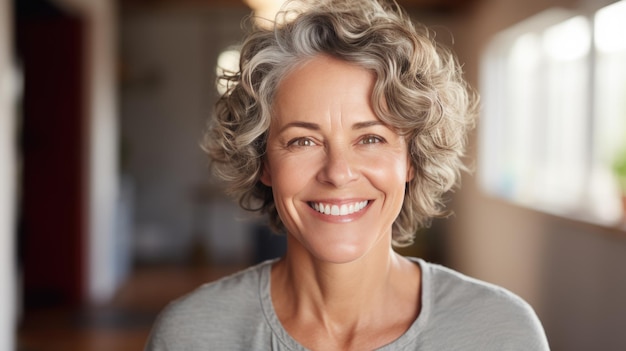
[145,0,550,350]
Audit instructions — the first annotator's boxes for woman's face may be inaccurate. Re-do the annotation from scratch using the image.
[261,55,414,264]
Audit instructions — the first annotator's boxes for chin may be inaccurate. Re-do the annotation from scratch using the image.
[309,245,369,264]
[293,229,388,265]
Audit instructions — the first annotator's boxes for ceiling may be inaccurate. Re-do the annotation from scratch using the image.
[119,0,477,13]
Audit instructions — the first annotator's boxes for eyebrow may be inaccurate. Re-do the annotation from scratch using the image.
[278,121,320,133]
[278,120,385,133]
[352,121,385,130]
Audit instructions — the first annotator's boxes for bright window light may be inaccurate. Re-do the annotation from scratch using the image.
[480,5,625,227]
[592,0,626,222]
[543,16,591,61]
[595,0,626,53]
[216,49,241,95]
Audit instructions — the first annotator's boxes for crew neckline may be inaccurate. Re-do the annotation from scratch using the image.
[258,257,431,350]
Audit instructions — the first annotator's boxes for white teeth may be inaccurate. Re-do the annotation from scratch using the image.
[340,204,348,215]
[310,200,369,216]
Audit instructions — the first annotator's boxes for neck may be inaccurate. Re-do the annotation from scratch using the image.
[272,235,412,326]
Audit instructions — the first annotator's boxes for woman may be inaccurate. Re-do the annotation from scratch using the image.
[146,0,549,350]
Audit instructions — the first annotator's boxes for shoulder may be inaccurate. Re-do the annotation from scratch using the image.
[425,261,532,314]
[145,260,274,350]
[163,260,268,318]
[418,260,550,350]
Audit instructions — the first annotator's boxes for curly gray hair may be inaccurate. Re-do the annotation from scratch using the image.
[204,0,478,247]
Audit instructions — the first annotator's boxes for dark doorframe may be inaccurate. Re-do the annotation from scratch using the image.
[16,0,87,307]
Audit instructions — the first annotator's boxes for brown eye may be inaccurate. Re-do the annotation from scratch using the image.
[360,135,384,145]
[288,138,316,147]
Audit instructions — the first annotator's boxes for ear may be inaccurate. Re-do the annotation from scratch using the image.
[405,139,415,183]
[260,159,272,186]
[406,163,415,183]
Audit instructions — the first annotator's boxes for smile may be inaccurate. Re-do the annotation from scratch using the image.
[309,201,369,216]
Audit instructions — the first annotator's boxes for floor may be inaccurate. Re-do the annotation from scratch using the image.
[17,264,244,351]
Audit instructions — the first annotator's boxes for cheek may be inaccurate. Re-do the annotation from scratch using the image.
[269,156,312,196]
[367,154,411,185]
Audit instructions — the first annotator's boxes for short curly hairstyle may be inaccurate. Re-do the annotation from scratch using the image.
[204,0,478,247]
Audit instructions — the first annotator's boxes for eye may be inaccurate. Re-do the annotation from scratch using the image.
[359,135,384,145]
[287,137,317,147]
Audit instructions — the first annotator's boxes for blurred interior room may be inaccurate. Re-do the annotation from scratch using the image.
[1,0,625,350]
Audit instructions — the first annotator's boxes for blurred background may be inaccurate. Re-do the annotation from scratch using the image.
[1,0,626,350]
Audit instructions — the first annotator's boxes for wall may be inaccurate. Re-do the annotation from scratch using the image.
[120,5,255,264]
[0,0,16,348]
[439,0,626,350]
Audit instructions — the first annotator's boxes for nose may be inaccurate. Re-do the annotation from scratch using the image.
[316,145,359,187]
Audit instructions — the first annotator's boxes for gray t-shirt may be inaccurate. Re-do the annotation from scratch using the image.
[145,258,549,350]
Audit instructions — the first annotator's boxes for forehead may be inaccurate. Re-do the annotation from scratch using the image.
[272,55,377,119]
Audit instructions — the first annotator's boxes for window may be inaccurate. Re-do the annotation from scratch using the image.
[479,1,626,226]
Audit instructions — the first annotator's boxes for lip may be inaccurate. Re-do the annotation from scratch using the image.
[305,199,372,223]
